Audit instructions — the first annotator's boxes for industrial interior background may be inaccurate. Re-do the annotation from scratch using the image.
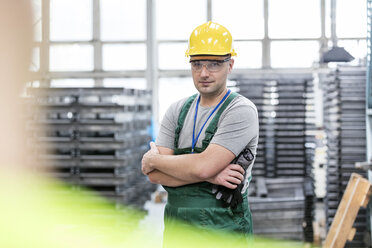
[17,0,372,247]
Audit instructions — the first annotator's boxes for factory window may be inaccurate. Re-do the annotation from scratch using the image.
[31,0,41,74]
[30,47,40,72]
[102,44,147,71]
[50,0,92,41]
[212,0,264,39]
[50,79,95,88]
[336,0,367,38]
[158,78,197,121]
[103,78,147,89]
[49,44,94,71]
[271,41,319,68]
[31,0,369,86]
[156,0,207,40]
[32,0,42,42]
[268,0,321,38]
[233,41,262,69]
[100,0,146,41]
[338,40,367,65]
[325,0,331,38]
[158,43,189,70]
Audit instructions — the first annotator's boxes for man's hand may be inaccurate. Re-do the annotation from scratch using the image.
[141,142,159,175]
[211,147,255,209]
[207,163,245,189]
[213,182,245,209]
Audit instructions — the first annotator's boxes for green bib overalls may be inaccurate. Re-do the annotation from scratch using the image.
[162,92,253,245]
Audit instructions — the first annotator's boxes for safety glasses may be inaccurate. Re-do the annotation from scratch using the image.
[190,58,231,72]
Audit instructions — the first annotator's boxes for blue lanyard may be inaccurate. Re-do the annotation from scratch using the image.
[192,89,231,153]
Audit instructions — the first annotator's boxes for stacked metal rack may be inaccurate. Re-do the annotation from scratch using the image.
[26,87,156,209]
[320,66,368,247]
[234,79,270,178]
[274,77,316,242]
[274,79,308,177]
[304,80,317,243]
[232,73,316,242]
[249,177,306,241]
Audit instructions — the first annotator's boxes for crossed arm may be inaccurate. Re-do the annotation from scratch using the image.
[142,142,245,189]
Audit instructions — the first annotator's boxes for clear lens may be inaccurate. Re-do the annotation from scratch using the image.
[190,60,228,72]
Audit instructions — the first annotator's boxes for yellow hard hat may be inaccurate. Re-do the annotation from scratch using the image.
[185,21,237,57]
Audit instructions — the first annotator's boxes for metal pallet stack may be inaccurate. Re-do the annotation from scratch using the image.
[232,73,316,242]
[274,76,316,243]
[305,78,317,176]
[321,66,368,247]
[249,177,306,241]
[27,87,156,209]
[233,79,269,177]
[304,79,317,243]
[273,77,312,178]
[263,80,277,178]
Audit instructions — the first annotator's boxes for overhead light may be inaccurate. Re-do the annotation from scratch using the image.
[320,46,354,63]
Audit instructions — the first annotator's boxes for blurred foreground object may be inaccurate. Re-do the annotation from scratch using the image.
[0,0,33,169]
[0,173,304,248]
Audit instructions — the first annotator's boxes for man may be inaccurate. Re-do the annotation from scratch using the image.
[142,21,258,241]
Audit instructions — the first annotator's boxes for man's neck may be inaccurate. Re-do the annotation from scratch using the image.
[199,88,228,107]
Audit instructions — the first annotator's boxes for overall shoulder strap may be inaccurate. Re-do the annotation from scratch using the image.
[174,94,198,149]
[202,92,239,149]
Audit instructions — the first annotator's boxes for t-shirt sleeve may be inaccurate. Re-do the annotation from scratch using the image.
[210,104,258,156]
[155,102,179,150]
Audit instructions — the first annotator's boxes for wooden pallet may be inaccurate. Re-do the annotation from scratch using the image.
[324,173,372,248]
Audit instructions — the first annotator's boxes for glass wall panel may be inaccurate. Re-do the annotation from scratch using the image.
[101,0,146,41]
[102,44,147,71]
[157,0,206,40]
[30,47,40,72]
[336,0,367,38]
[338,39,367,65]
[159,43,189,70]
[50,0,92,41]
[212,0,264,39]
[233,41,262,69]
[269,0,321,38]
[271,41,319,67]
[32,0,42,42]
[50,79,95,87]
[103,78,147,89]
[158,77,196,123]
[325,0,331,38]
[50,44,94,71]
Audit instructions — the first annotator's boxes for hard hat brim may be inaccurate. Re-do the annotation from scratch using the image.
[189,54,231,62]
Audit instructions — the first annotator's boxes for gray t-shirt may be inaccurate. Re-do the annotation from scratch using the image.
[156,93,259,192]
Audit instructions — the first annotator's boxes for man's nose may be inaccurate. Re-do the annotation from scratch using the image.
[200,64,210,77]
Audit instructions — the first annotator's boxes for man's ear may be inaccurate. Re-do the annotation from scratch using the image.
[228,59,234,73]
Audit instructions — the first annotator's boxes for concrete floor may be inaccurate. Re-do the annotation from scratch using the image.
[138,188,166,248]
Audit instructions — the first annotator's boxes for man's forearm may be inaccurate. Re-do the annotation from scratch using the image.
[145,144,202,186]
[150,153,206,182]
[147,169,202,187]
[142,143,236,183]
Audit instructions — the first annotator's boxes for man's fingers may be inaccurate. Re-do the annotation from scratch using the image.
[229,163,245,174]
[150,141,157,150]
[223,181,237,189]
[226,176,241,185]
[229,171,244,181]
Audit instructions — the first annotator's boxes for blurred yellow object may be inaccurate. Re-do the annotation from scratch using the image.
[0,173,141,248]
[185,21,237,57]
[0,173,304,248]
